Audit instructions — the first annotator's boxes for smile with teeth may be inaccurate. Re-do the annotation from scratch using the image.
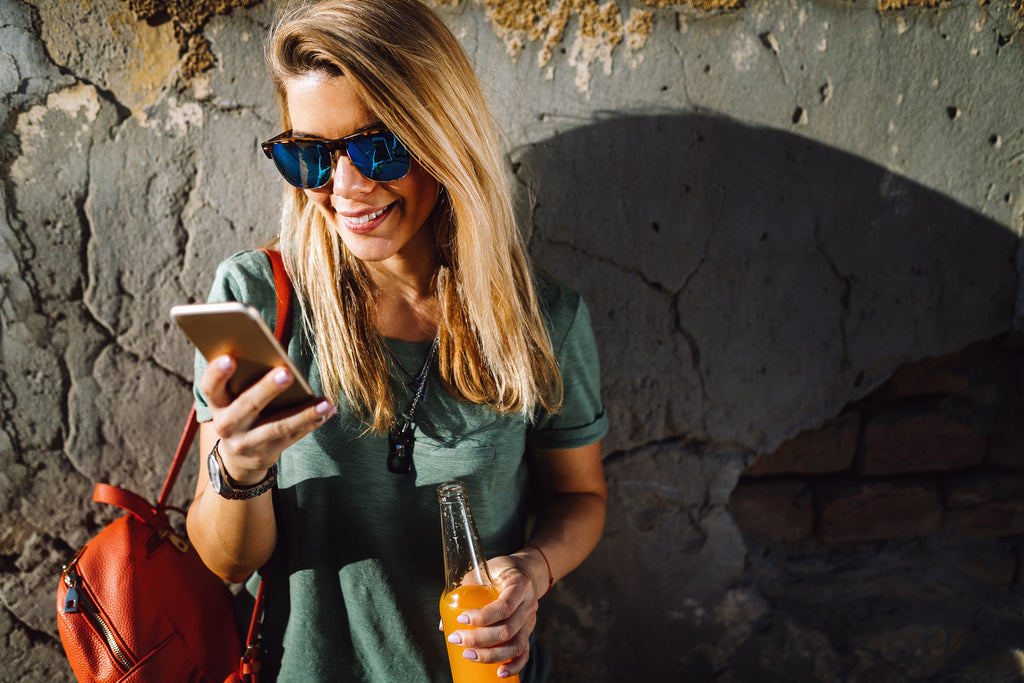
[347,204,391,225]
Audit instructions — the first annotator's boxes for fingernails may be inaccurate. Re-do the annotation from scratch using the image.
[462,649,478,661]
[498,670,511,679]
[315,402,336,424]
[447,633,462,644]
[457,614,470,625]
[274,369,291,385]
[217,356,234,371]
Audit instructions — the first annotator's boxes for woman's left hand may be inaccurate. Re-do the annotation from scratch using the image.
[443,551,545,678]
[440,441,607,678]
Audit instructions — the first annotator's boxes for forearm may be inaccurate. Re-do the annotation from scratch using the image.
[519,440,607,597]
[522,490,606,596]
[186,424,278,583]
[186,486,277,583]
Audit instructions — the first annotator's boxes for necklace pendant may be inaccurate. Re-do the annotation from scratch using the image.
[387,422,415,474]
[386,335,437,474]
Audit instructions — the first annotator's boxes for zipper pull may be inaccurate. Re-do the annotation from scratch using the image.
[61,547,86,614]
[63,571,81,614]
[157,528,189,554]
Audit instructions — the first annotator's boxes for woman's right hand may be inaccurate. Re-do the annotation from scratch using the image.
[199,354,337,484]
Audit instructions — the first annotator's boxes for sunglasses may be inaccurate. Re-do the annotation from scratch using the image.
[261,128,412,188]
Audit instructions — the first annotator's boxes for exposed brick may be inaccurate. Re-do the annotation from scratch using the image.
[872,341,992,399]
[728,480,814,543]
[945,473,1024,538]
[818,479,942,544]
[744,412,859,476]
[860,412,985,475]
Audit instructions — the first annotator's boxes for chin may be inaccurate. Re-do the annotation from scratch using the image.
[333,231,397,263]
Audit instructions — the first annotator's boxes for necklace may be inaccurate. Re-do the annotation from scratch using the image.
[387,335,439,474]
[385,344,418,384]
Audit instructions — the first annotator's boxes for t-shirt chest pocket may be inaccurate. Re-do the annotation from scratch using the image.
[410,397,528,486]
[412,442,500,486]
[411,421,527,488]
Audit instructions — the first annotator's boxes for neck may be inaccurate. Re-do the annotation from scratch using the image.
[369,249,440,343]
[367,257,435,299]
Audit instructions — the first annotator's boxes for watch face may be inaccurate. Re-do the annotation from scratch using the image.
[208,450,224,494]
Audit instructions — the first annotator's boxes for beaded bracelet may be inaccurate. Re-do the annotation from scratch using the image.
[525,543,554,598]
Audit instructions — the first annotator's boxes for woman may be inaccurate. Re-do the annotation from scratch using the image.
[185,1,608,680]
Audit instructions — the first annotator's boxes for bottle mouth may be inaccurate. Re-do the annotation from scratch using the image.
[437,480,467,501]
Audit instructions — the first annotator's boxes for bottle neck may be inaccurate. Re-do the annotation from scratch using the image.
[438,482,493,592]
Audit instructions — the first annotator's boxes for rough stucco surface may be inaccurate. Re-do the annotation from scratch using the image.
[1,0,1022,680]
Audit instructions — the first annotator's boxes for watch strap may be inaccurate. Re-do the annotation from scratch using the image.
[210,440,278,500]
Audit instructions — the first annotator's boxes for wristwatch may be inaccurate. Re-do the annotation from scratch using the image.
[207,440,278,500]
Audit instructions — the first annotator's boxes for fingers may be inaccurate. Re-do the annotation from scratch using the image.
[201,355,336,481]
[448,598,535,649]
[225,397,336,454]
[448,606,534,676]
[446,582,537,674]
[201,356,300,427]
[199,355,240,409]
[498,651,530,679]
[202,355,332,433]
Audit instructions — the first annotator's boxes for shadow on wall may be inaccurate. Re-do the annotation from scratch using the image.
[514,113,1019,456]
[511,114,1020,680]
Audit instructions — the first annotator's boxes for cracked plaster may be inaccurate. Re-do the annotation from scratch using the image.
[2,0,1023,680]
[446,0,1024,94]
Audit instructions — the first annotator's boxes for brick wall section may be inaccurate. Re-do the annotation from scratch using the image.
[860,411,987,474]
[945,473,1024,537]
[726,480,814,542]
[816,478,943,544]
[729,335,1024,552]
[743,412,859,475]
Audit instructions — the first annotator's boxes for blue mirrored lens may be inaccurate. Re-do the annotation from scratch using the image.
[267,130,412,188]
[347,131,411,182]
[271,141,332,189]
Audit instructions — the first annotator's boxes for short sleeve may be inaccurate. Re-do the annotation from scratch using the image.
[527,285,609,451]
[192,250,280,422]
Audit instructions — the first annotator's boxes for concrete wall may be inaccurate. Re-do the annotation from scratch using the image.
[2,0,1022,680]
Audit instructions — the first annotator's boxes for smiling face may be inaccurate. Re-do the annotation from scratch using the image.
[283,73,440,274]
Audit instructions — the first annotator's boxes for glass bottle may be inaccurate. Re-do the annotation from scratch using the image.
[438,481,520,683]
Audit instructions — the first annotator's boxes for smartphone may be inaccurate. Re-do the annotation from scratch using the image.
[170,302,316,414]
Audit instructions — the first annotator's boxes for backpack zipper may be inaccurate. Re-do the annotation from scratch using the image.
[61,552,136,673]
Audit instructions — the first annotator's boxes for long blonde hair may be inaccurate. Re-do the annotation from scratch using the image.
[267,0,561,431]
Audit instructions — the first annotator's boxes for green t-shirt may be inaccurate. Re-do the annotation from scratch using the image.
[193,250,608,682]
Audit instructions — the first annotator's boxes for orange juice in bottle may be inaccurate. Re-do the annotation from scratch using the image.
[437,481,520,683]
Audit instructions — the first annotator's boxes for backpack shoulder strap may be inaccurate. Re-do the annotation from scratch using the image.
[260,248,293,343]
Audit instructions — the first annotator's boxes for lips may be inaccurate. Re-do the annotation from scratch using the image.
[340,202,393,233]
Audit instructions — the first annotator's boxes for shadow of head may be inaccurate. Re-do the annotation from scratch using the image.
[512,113,1018,451]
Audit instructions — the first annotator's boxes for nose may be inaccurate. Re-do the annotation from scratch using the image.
[331,152,376,196]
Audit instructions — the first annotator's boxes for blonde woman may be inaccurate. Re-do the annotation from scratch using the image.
[186,0,608,680]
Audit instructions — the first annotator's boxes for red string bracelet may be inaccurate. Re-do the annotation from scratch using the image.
[525,543,553,598]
